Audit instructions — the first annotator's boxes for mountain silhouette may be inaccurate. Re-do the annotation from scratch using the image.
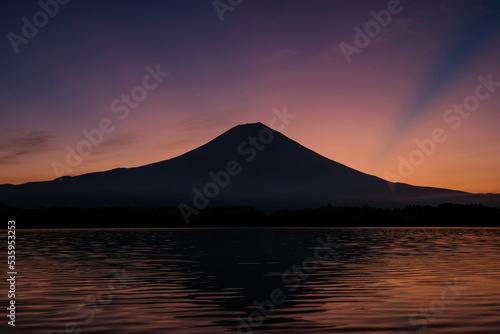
[1,122,499,209]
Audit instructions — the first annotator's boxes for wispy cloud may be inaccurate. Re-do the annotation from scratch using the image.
[94,134,140,153]
[157,138,196,152]
[0,130,54,165]
[70,133,143,171]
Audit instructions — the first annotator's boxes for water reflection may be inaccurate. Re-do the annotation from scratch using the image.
[10,228,500,333]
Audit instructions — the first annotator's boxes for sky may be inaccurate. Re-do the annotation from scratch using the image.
[1,0,499,193]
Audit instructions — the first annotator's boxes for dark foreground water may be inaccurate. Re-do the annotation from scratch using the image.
[4,228,500,333]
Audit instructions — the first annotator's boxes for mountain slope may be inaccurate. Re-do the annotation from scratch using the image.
[0,122,497,209]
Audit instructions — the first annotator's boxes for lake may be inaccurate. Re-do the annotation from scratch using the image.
[7,228,500,333]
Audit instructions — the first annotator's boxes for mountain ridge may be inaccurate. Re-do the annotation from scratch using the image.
[1,122,499,209]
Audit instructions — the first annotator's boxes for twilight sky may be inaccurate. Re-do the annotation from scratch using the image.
[1,0,499,193]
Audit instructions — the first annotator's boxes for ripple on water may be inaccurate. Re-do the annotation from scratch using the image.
[10,227,500,333]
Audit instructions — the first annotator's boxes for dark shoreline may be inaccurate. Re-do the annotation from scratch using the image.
[2,203,500,228]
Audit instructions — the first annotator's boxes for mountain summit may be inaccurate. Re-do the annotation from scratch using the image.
[0,122,498,209]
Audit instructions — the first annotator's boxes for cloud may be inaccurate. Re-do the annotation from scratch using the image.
[158,139,195,151]
[0,130,54,165]
[90,132,142,155]
[374,0,500,162]
[69,133,143,171]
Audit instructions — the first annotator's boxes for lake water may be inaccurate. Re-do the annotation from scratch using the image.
[5,228,500,333]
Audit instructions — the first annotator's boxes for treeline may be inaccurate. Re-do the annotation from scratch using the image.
[1,203,499,228]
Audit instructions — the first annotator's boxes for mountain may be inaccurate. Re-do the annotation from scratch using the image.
[1,122,499,209]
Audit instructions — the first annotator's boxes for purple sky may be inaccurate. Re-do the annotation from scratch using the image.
[1,0,499,193]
